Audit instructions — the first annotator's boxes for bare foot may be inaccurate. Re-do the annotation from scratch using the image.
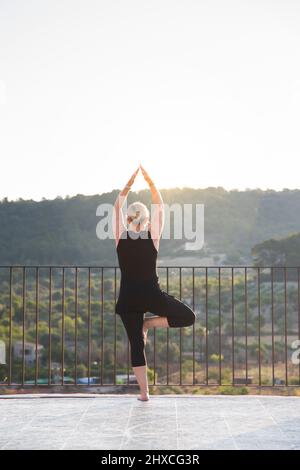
[137,392,150,401]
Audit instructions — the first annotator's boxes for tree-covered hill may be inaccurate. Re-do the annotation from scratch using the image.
[1,187,300,265]
[252,231,300,266]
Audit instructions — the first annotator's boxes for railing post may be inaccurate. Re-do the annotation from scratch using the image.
[298,267,300,386]
[101,267,104,386]
[258,267,261,387]
[75,267,78,385]
[232,267,235,386]
[205,267,208,386]
[48,267,52,386]
[245,267,248,385]
[88,267,91,386]
[22,266,26,387]
[166,267,169,386]
[218,267,222,386]
[284,267,288,386]
[35,267,39,386]
[8,267,13,386]
[192,267,195,385]
[114,267,117,386]
[179,267,182,385]
[271,267,275,386]
[61,267,65,386]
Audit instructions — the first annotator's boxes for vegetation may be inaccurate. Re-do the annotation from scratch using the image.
[1,187,300,265]
[252,232,300,267]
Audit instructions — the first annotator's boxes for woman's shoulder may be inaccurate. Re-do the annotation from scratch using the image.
[116,229,128,249]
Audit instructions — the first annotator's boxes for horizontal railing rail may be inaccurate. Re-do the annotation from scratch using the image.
[0,265,299,389]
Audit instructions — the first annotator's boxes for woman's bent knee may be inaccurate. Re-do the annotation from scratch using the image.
[176,300,196,327]
[183,309,196,327]
[189,312,196,326]
[168,308,196,328]
[179,304,196,327]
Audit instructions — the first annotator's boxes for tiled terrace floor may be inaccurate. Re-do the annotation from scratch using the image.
[0,394,300,450]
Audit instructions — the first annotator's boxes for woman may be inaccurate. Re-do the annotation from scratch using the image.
[112,164,196,401]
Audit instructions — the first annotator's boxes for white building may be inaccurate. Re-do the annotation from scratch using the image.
[0,340,5,364]
[13,341,44,364]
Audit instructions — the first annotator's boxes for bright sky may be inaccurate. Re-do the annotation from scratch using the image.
[0,0,300,201]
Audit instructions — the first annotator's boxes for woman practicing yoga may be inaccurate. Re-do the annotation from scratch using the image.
[112,164,196,401]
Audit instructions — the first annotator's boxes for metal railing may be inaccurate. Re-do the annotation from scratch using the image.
[0,265,299,389]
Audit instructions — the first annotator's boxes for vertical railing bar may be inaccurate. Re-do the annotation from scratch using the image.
[35,267,39,386]
[101,267,104,386]
[8,267,13,386]
[75,267,78,385]
[205,267,208,386]
[124,269,129,384]
[153,309,156,386]
[258,267,261,387]
[232,267,234,386]
[88,267,91,386]
[284,266,288,386]
[166,267,169,386]
[245,267,248,384]
[218,267,221,385]
[61,267,65,386]
[22,267,26,387]
[179,267,182,385]
[114,267,117,386]
[127,290,130,384]
[298,267,300,385]
[192,267,195,385]
[48,267,52,385]
[271,267,275,386]
[153,268,158,387]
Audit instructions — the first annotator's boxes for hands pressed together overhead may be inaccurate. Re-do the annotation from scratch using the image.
[125,163,155,190]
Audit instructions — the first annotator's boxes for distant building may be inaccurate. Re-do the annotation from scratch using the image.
[13,341,44,364]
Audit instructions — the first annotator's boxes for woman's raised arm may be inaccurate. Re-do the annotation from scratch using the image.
[112,167,140,246]
[140,164,165,251]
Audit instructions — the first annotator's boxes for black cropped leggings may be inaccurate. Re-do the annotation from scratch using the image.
[119,294,196,367]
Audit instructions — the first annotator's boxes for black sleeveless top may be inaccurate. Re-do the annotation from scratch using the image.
[116,229,158,281]
[115,229,161,314]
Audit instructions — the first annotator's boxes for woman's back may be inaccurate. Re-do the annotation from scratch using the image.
[116,229,158,281]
